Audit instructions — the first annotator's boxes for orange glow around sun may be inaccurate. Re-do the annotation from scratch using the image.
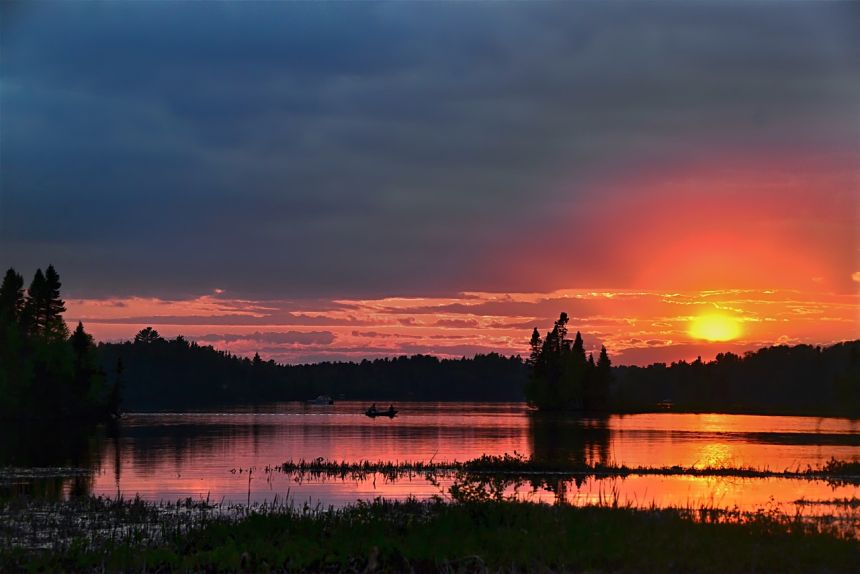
[689,314,742,342]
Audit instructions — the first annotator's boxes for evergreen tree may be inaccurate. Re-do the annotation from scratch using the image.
[561,330,587,408]
[70,321,93,356]
[527,328,542,367]
[69,321,98,399]
[593,345,612,410]
[0,268,27,410]
[44,265,68,340]
[572,331,585,362]
[134,327,163,344]
[0,268,25,323]
[0,267,117,420]
[524,316,609,412]
[556,313,570,352]
[24,268,47,337]
[597,345,611,372]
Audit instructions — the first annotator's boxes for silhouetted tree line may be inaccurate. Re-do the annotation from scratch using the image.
[524,313,612,411]
[4,272,852,416]
[97,331,527,410]
[95,321,859,415]
[613,341,860,416]
[0,266,120,420]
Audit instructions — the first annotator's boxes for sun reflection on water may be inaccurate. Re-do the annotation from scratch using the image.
[694,442,737,469]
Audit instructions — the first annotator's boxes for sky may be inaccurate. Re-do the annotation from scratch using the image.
[1,1,858,365]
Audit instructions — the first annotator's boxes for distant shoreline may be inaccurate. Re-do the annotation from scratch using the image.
[96,338,860,417]
[106,401,860,420]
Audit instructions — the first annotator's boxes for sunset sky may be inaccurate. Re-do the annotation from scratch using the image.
[2,2,858,365]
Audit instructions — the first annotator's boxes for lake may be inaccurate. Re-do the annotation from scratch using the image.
[2,402,858,520]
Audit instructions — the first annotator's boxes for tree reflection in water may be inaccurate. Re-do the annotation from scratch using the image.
[0,422,109,501]
[530,413,611,502]
[447,414,611,504]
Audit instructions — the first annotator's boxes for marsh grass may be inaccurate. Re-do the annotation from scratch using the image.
[2,497,858,573]
[3,454,858,571]
[272,453,860,486]
[794,498,860,508]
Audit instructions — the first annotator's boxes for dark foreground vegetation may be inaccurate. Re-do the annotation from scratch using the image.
[2,497,857,573]
[0,267,119,420]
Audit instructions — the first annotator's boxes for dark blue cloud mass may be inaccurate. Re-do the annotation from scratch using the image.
[1,2,858,298]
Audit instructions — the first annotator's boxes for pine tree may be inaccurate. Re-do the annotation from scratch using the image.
[134,327,163,344]
[70,321,94,395]
[572,331,585,362]
[527,328,542,367]
[0,268,25,324]
[1,267,117,420]
[70,322,93,361]
[44,265,68,340]
[24,268,47,337]
[597,346,611,371]
[524,316,598,411]
[556,313,570,352]
[595,345,612,410]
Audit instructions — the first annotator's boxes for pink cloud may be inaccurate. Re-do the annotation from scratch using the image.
[67,287,858,366]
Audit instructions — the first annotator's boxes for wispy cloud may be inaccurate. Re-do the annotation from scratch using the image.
[67,288,859,365]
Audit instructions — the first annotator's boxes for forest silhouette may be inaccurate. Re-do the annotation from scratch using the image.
[0,267,119,420]
[99,324,859,416]
[1,267,857,416]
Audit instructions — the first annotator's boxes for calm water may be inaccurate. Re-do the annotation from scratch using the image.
[1,402,858,518]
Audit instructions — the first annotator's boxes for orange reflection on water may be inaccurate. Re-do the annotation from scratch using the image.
[690,442,737,469]
[76,406,860,521]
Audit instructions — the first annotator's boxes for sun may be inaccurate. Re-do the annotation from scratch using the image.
[688,314,742,342]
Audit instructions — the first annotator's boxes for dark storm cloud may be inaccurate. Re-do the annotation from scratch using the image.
[2,2,858,298]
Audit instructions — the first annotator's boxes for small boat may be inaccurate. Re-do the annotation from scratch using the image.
[365,407,397,418]
[307,395,334,405]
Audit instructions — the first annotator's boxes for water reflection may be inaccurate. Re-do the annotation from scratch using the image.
[0,403,856,517]
[529,414,610,466]
[526,414,611,497]
[0,422,107,500]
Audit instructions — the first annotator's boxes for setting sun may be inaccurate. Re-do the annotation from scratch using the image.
[689,314,742,342]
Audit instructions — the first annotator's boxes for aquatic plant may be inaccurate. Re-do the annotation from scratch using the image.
[270,453,860,485]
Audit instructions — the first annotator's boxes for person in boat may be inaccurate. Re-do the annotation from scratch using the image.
[386,404,395,415]
[369,403,377,414]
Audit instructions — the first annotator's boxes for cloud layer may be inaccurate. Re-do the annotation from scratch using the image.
[66,288,859,365]
[2,2,858,300]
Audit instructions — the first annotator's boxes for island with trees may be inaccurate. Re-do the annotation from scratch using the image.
[524,312,612,411]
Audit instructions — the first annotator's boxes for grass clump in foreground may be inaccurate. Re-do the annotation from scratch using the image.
[2,498,858,573]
